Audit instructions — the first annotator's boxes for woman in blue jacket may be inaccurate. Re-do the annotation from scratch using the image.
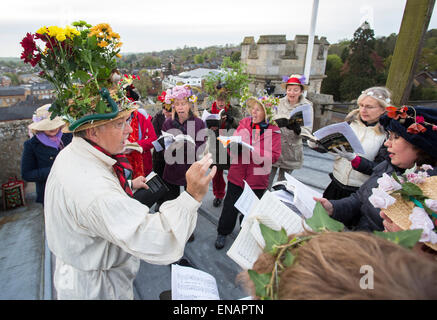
[21,104,72,204]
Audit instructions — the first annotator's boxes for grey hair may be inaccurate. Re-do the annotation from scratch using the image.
[357,87,392,109]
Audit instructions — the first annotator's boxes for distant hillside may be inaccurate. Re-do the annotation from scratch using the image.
[0,57,21,62]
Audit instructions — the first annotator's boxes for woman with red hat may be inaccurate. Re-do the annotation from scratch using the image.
[268,74,313,189]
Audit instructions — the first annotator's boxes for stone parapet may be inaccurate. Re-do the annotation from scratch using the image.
[0,119,32,187]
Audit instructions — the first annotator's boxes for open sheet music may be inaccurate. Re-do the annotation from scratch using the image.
[171,264,220,300]
[301,121,365,154]
[289,103,313,127]
[152,131,195,152]
[124,141,143,153]
[275,103,313,128]
[201,109,224,128]
[227,190,307,270]
[282,172,322,219]
[217,135,254,152]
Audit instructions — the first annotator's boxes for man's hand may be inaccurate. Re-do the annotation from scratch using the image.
[313,197,334,216]
[132,176,149,190]
[186,153,217,202]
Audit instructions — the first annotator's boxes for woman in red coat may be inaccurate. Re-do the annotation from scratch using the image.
[215,96,281,249]
[126,108,157,178]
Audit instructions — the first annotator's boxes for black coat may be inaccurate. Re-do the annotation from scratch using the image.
[21,133,72,203]
[330,160,401,232]
[208,106,243,171]
[152,110,166,173]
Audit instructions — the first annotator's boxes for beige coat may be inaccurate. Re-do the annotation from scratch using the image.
[273,96,314,170]
[332,109,387,187]
[44,137,200,299]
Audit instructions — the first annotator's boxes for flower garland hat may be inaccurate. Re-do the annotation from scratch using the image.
[243,94,279,125]
[20,20,136,132]
[379,105,437,158]
[157,91,172,112]
[28,104,66,132]
[369,166,437,251]
[164,85,198,105]
[281,74,308,90]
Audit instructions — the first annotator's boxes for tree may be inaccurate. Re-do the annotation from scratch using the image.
[230,51,241,62]
[141,55,161,68]
[194,54,204,64]
[203,57,251,103]
[339,22,384,101]
[320,54,343,101]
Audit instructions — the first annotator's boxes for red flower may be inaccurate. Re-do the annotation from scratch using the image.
[433,125,437,131]
[407,123,427,134]
[30,53,41,67]
[386,106,399,119]
[416,116,425,123]
[20,33,38,64]
[399,106,408,118]
[137,76,141,80]
[157,91,166,102]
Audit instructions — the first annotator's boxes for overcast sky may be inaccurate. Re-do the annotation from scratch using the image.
[1,0,436,57]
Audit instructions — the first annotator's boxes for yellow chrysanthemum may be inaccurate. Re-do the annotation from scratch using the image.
[98,40,109,48]
[47,26,63,38]
[115,42,123,48]
[116,53,122,58]
[65,25,80,38]
[56,32,67,42]
[110,32,120,39]
[36,26,47,35]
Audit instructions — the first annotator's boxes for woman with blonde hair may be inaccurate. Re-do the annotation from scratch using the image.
[215,96,281,249]
[310,86,392,200]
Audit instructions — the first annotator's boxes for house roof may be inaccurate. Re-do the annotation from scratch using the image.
[0,86,27,96]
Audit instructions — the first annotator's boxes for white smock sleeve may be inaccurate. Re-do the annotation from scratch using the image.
[82,190,200,265]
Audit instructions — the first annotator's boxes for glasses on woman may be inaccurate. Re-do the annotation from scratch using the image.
[358,104,379,110]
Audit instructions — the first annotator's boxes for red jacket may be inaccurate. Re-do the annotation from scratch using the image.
[227,117,281,190]
[127,110,157,178]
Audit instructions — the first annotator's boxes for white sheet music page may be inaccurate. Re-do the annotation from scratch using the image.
[252,191,305,235]
[284,172,322,219]
[226,222,264,270]
[313,121,365,154]
[289,103,313,128]
[235,180,259,219]
[227,191,305,270]
[171,264,220,300]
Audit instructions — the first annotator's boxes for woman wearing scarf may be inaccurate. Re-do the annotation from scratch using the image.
[21,104,72,204]
[215,96,281,249]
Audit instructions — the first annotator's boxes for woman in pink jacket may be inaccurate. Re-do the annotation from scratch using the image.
[215,96,281,249]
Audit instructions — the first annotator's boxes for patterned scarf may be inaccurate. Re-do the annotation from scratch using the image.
[251,120,268,138]
[85,139,134,197]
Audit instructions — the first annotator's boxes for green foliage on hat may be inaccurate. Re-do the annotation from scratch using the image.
[204,57,252,103]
